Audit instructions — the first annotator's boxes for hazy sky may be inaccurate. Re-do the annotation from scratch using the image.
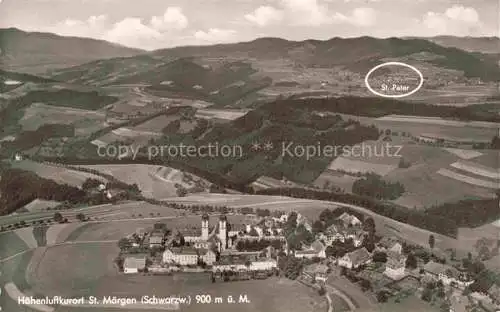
[0,0,498,50]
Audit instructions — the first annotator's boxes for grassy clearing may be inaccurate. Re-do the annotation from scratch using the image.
[195,108,249,121]
[46,223,84,245]
[65,223,96,242]
[314,171,358,193]
[0,231,29,260]
[23,199,61,213]
[0,250,41,312]
[20,103,107,134]
[10,160,106,188]
[356,295,439,312]
[81,164,178,199]
[28,244,120,298]
[328,157,397,176]
[443,148,483,160]
[14,227,38,249]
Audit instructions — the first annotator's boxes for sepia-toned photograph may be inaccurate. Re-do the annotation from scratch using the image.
[0,0,499,311]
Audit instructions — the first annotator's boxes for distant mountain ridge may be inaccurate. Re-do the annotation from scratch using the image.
[0,28,145,74]
[411,36,500,54]
[148,36,500,82]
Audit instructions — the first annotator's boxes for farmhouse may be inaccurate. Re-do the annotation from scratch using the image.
[423,261,473,289]
[123,256,146,274]
[162,247,199,266]
[338,247,372,269]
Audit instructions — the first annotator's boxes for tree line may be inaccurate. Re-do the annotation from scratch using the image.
[256,187,459,237]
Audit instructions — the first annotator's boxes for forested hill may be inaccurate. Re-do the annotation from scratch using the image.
[267,96,500,123]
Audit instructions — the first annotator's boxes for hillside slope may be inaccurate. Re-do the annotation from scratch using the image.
[0,28,144,74]
[150,37,500,81]
[421,36,500,54]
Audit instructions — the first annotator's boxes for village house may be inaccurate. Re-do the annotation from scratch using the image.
[229,223,247,237]
[249,259,277,271]
[162,247,199,266]
[303,263,329,283]
[322,224,364,247]
[212,259,247,272]
[148,232,164,248]
[337,212,362,227]
[423,261,473,289]
[375,237,403,252]
[384,250,407,280]
[198,248,217,265]
[338,247,372,269]
[295,240,327,259]
[123,255,146,274]
[297,213,313,232]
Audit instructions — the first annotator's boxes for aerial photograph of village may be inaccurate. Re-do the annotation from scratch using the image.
[0,0,499,311]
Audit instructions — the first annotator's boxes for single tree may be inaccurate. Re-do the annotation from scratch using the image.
[53,212,63,223]
[376,291,388,303]
[405,253,418,269]
[76,213,86,222]
[118,238,132,250]
[428,234,435,249]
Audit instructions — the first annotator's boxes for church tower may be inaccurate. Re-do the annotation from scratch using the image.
[201,213,209,240]
[218,215,227,251]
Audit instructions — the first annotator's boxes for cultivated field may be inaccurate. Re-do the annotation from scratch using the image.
[20,103,108,136]
[111,127,163,138]
[342,114,498,141]
[81,164,210,199]
[28,243,120,298]
[314,171,359,193]
[14,227,38,249]
[195,109,249,121]
[82,164,178,198]
[443,148,483,160]
[154,167,211,190]
[10,160,107,188]
[378,144,497,208]
[328,157,397,176]
[437,168,499,189]
[0,201,182,229]
[131,114,179,133]
[0,231,29,260]
[0,250,39,312]
[450,160,500,180]
[23,199,61,213]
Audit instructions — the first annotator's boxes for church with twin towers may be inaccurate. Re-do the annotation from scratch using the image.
[184,213,241,252]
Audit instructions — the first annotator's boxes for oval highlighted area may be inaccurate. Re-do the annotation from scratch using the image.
[365,62,424,98]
